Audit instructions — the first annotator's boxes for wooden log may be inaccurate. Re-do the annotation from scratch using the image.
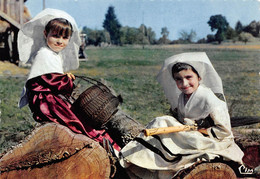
[0,123,111,179]
[242,145,260,169]
[174,162,237,179]
[231,116,260,127]
[105,109,144,148]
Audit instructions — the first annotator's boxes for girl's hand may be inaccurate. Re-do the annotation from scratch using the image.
[66,73,75,80]
[183,118,195,126]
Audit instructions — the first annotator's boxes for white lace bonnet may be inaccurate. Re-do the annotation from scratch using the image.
[18,8,81,72]
[157,52,224,109]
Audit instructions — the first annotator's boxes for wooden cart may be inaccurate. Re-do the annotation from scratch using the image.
[0,0,31,64]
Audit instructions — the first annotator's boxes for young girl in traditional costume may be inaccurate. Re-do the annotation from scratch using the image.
[119,52,254,178]
[18,8,119,151]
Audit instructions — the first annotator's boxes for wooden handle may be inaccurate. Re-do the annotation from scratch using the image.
[144,125,197,136]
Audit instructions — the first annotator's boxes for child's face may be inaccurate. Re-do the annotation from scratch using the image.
[44,30,70,53]
[173,69,201,96]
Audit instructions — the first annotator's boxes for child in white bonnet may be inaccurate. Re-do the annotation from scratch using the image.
[119,52,255,178]
[18,8,120,151]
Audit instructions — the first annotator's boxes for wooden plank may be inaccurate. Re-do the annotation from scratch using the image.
[0,0,3,12]
[19,0,23,25]
[0,10,20,29]
[0,0,24,25]
[5,0,9,16]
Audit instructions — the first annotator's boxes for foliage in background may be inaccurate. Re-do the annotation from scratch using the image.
[239,32,254,44]
[176,29,197,44]
[81,8,260,46]
[157,27,171,44]
[207,14,229,44]
[120,25,156,45]
[103,6,122,45]
[0,45,259,153]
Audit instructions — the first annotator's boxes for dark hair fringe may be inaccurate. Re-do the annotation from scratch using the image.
[45,18,73,38]
[172,62,200,79]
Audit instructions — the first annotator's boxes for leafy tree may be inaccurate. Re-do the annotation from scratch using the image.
[120,25,156,45]
[82,26,92,36]
[146,27,156,44]
[197,38,207,44]
[207,14,229,44]
[138,24,156,45]
[235,21,243,34]
[161,27,169,37]
[179,30,189,43]
[179,29,197,43]
[120,26,139,44]
[206,34,215,43]
[103,6,121,45]
[225,26,237,40]
[82,27,110,46]
[243,20,260,37]
[215,31,226,44]
[139,24,147,46]
[119,26,129,44]
[81,26,92,45]
[239,32,253,44]
[158,27,170,44]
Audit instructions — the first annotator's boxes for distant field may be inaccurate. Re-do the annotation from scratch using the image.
[0,44,259,153]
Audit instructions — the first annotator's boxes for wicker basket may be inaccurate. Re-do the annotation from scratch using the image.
[72,76,120,129]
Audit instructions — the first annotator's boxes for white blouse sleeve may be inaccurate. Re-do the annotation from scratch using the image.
[207,103,233,140]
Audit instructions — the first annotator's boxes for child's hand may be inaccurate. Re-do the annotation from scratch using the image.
[66,73,75,80]
[183,118,195,126]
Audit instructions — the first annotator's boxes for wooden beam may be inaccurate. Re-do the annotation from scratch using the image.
[0,0,4,12]
[0,10,20,29]
[19,0,23,25]
[231,116,260,127]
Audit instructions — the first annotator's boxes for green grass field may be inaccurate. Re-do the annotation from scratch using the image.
[0,45,259,153]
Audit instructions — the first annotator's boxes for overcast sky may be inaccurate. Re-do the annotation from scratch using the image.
[25,0,260,40]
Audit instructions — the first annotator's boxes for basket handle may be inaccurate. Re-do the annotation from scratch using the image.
[74,75,111,92]
[74,75,123,104]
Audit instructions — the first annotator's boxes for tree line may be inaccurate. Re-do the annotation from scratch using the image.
[82,6,260,46]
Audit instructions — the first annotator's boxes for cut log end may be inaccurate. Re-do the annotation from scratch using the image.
[0,123,111,179]
[175,162,237,179]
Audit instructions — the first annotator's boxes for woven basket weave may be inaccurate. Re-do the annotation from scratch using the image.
[72,77,120,129]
